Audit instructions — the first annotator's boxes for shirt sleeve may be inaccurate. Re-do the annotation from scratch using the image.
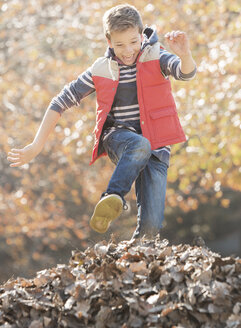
[159,48,196,81]
[48,68,95,114]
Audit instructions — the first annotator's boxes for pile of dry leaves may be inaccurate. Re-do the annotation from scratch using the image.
[0,237,241,328]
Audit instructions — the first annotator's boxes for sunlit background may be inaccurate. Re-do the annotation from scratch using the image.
[0,0,240,282]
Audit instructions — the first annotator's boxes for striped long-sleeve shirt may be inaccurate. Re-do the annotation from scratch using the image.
[49,46,196,166]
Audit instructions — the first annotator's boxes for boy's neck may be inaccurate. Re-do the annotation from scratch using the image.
[114,55,138,66]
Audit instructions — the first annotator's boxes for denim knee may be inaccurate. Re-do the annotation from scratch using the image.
[127,137,151,162]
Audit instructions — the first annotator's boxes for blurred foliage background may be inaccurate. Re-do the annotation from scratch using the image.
[0,0,240,282]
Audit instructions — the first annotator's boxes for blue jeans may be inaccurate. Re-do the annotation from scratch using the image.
[103,129,168,238]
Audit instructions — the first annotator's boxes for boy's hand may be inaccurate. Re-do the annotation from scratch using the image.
[164,31,191,58]
[7,143,40,167]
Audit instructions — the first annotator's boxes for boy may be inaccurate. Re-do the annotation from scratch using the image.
[7,4,196,239]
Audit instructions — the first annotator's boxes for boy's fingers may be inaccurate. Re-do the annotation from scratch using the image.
[174,31,181,38]
[8,152,20,158]
[165,30,185,41]
[10,162,22,168]
[7,156,20,162]
[170,31,175,38]
[7,155,21,162]
[165,31,176,41]
[167,31,174,40]
[10,148,24,154]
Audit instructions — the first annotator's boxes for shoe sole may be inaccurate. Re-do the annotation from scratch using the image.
[90,194,123,233]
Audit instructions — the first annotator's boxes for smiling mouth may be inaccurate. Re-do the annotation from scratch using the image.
[123,55,135,61]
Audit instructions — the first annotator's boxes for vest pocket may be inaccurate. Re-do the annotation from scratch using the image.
[149,107,181,142]
[149,107,176,119]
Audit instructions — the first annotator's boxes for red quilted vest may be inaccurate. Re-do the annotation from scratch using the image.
[90,44,186,164]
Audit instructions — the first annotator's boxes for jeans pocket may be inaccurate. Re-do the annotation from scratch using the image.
[103,135,119,165]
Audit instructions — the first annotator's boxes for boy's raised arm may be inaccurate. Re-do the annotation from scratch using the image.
[7,108,60,167]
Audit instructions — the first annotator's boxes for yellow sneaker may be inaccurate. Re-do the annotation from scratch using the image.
[90,194,123,233]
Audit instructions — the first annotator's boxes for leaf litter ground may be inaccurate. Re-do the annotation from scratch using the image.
[0,236,241,328]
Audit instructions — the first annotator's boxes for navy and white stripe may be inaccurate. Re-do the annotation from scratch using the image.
[110,64,140,123]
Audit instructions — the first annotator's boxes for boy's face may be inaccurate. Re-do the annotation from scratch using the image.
[107,26,143,66]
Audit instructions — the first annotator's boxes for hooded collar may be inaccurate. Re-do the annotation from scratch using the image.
[104,26,158,59]
[142,25,159,48]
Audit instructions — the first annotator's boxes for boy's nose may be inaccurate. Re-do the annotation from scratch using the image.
[125,45,133,54]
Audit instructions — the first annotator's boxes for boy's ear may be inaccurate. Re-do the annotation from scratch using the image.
[106,37,112,48]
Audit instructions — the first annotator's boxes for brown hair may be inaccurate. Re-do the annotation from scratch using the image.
[103,4,143,40]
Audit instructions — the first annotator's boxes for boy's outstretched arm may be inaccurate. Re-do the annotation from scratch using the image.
[7,109,60,167]
[7,67,96,168]
[164,30,196,75]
